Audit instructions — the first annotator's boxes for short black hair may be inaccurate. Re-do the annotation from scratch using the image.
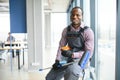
[8,32,11,34]
[71,6,83,15]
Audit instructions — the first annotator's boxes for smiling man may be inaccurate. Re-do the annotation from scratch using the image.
[46,6,94,80]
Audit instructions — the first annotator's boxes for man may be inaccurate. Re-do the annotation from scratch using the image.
[5,32,16,57]
[7,32,15,42]
[46,6,94,80]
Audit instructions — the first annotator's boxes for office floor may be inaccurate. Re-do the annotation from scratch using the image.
[0,50,49,80]
[0,48,88,80]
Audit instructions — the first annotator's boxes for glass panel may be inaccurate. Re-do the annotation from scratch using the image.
[97,0,116,80]
[76,0,80,6]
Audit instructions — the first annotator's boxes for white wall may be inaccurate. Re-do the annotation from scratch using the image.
[0,13,10,41]
[51,13,67,48]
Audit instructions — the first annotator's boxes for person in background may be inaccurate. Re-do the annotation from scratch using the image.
[7,32,15,42]
[6,32,15,57]
[46,6,94,80]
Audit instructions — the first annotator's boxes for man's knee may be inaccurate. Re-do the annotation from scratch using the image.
[45,76,48,80]
[45,73,53,80]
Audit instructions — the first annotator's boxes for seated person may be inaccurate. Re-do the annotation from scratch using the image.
[5,32,15,46]
[5,32,16,57]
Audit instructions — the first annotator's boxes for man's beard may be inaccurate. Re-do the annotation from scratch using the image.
[72,21,81,26]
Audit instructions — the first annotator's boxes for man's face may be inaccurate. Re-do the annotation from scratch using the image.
[70,8,83,26]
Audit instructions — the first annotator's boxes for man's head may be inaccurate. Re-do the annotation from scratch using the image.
[70,7,83,28]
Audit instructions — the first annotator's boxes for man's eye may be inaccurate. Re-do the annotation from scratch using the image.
[77,14,80,16]
[71,14,80,17]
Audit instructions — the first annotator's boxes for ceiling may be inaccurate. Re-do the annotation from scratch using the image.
[44,0,71,13]
[0,0,71,13]
[0,0,9,12]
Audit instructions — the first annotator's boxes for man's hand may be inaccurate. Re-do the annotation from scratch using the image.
[61,50,73,58]
[52,60,62,70]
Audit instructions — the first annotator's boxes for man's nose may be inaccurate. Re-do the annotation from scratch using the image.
[73,15,77,19]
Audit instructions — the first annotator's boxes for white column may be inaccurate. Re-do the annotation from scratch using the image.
[44,12,51,48]
[26,0,44,70]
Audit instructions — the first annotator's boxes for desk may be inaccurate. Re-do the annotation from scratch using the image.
[2,41,27,70]
[0,46,25,70]
[4,41,27,48]
[4,41,27,44]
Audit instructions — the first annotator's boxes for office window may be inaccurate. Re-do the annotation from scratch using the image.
[97,0,116,80]
[76,0,80,6]
[83,0,90,27]
[72,0,76,7]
